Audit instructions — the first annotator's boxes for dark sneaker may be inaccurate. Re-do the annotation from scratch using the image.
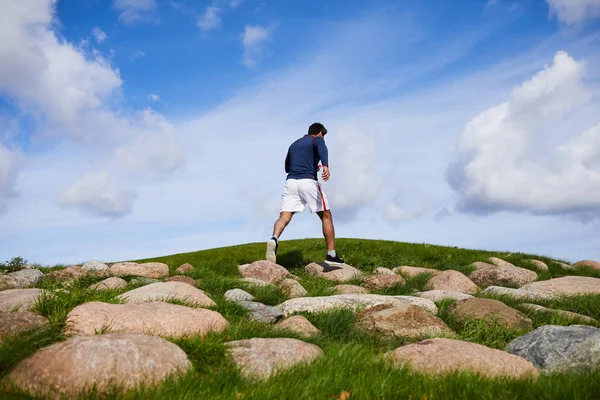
[266,238,278,263]
[325,255,345,266]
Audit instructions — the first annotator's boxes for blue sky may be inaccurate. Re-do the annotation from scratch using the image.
[1,0,600,265]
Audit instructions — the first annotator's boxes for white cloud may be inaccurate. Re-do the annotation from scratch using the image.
[448,51,600,217]
[131,49,146,61]
[113,0,157,24]
[547,0,600,25]
[197,6,222,32]
[92,27,107,44]
[0,145,21,213]
[242,24,270,67]
[58,171,137,218]
[149,93,159,101]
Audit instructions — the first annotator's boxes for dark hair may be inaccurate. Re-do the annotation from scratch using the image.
[308,122,327,136]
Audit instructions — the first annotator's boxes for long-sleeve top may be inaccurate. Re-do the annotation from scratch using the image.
[284,135,329,181]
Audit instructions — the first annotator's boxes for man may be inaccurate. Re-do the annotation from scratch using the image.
[266,122,345,266]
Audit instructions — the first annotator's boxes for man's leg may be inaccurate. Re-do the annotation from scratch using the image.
[317,210,344,265]
[266,211,294,263]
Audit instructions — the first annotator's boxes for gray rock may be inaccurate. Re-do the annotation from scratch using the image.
[279,279,309,298]
[118,282,216,307]
[89,277,128,291]
[414,290,473,302]
[519,304,596,324]
[505,325,600,373]
[241,278,274,287]
[81,259,109,272]
[130,277,159,286]
[521,276,600,296]
[225,289,255,302]
[0,269,43,290]
[479,286,555,302]
[238,301,284,323]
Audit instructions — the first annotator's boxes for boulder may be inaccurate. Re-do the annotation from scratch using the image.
[0,311,49,343]
[556,262,573,270]
[385,338,538,378]
[519,304,596,324]
[241,277,274,287]
[130,277,159,286]
[488,257,517,268]
[175,263,194,274]
[328,284,369,294]
[0,269,43,290]
[225,288,256,302]
[423,270,478,294]
[528,260,548,272]
[362,274,405,290]
[279,279,308,298]
[81,259,109,272]
[470,262,496,271]
[118,282,216,307]
[479,286,555,302]
[276,315,321,338]
[238,261,290,284]
[573,260,600,270]
[414,290,473,302]
[469,264,537,287]
[521,276,600,296]
[305,262,362,282]
[277,294,437,316]
[374,267,396,275]
[65,301,228,338]
[447,298,532,331]
[109,262,169,279]
[7,333,192,398]
[89,277,127,291]
[42,266,90,282]
[357,304,453,339]
[237,301,284,323]
[505,325,600,373]
[392,266,439,278]
[0,289,48,312]
[225,338,323,380]
[165,276,197,286]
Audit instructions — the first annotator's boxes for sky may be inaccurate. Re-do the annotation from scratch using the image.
[1,0,600,265]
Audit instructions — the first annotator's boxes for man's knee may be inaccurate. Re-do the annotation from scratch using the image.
[279,211,294,223]
[317,210,332,220]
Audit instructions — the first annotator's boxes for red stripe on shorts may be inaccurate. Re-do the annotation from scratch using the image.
[317,184,327,211]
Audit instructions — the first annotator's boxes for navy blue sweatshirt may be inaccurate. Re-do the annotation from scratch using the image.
[285,135,329,181]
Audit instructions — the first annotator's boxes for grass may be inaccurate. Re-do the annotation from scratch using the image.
[2,238,600,399]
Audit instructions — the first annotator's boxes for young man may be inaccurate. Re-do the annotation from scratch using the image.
[266,122,345,266]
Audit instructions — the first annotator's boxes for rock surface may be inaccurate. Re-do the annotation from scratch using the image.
[241,278,273,287]
[386,338,538,378]
[573,260,600,270]
[392,266,439,277]
[66,301,228,338]
[479,286,555,302]
[225,338,323,380]
[225,288,255,302]
[357,304,453,339]
[277,294,437,316]
[109,262,169,279]
[237,301,284,323]
[305,262,363,282]
[118,282,216,307]
[374,267,396,275]
[0,269,43,290]
[448,298,532,331]
[362,274,405,290]
[165,276,197,286]
[0,311,49,343]
[328,284,369,294]
[279,278,309,298]
[519,304,596,323]
[89,277,128,291]
[42,266,90,282]
[239,261,290,284]
[414,290,473,302]
[276,315,321,338]
[0,288,48,312]
[521,276,600,296]
[175,263,194,274]
[528,260,548,272]
[423,270,478,294]
[81,259,109,272]
[7,333,192,398]
[488,257,517,268]
[469,264,537,287]
[505,325,600,373]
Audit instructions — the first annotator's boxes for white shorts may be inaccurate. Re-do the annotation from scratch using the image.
[280,179,330,213]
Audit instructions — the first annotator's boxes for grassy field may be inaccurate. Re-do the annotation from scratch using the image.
[1,238,599,399]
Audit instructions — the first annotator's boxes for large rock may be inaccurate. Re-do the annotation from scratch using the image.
[225,288,255,302]
[328,284,369,294]
[89,277,127,291]
[0,289,48,312]
[276,315,321,338]
[423,270,478,294]
[0,311,49,343]
[175,263,194,274]
[241,277,274,287]
[521,276,600,296]
[0,269,43,290]
[117,282,216,307]
[469,263,537,287]
[277,294,437,316]
[81,259,109,272]
[414,290,473,302]
[528,260,548,272]
[238,301,284,323]
[374,267,396,275]
[488,257,517,268]
[362,274,405,290]
[109,262,169,279]
[225,338,323,380]
[357,304,453,339]
[66,301,228,338]
[165,276,197,286]
[479,286,555,302]
[448,298,532,331]
[392,266,439,278]
[519,304,596,324]
[573,260,600,270]
[505,325,600,373]
[42,266,90,282]
[386,338,538,378]
[279,278,308,298]
[305,262,362,282]
[238,261,290,284]
[556,262,573,270]
[7,333,192,398]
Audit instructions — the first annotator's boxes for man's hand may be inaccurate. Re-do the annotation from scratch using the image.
[321,165,330,182]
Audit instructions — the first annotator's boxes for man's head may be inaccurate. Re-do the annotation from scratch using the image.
[308,122,327,137]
